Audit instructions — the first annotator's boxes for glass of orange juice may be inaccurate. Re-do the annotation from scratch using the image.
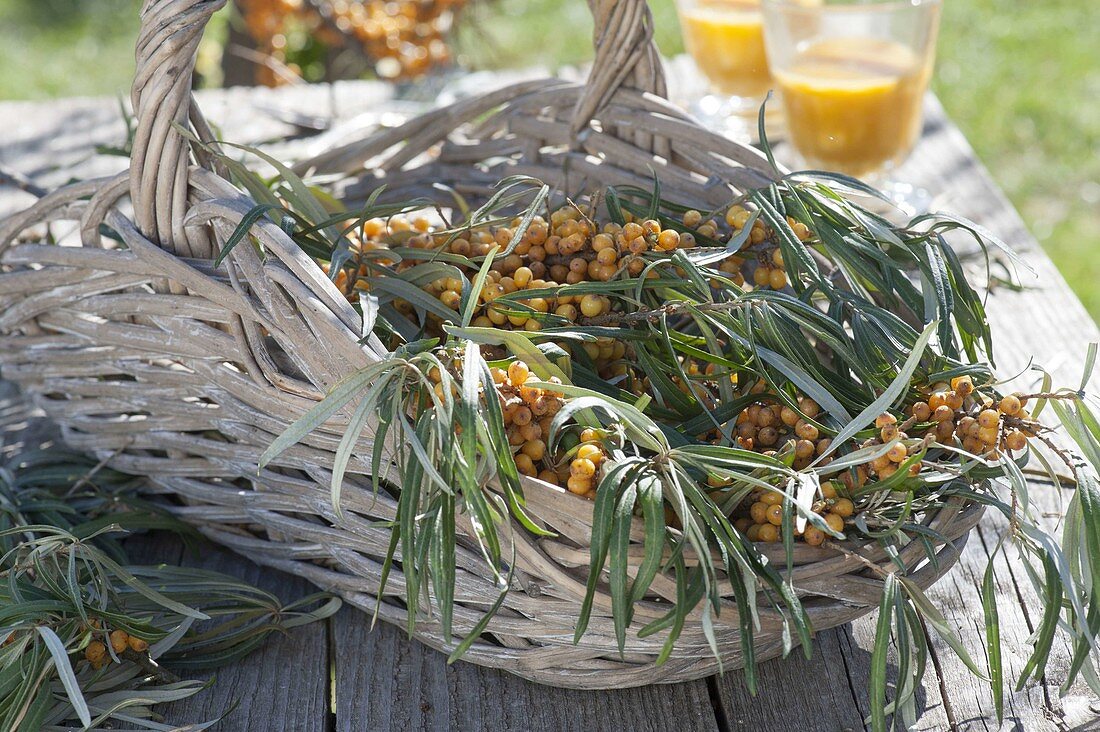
[675,0,777,139]
[762,0,941,210]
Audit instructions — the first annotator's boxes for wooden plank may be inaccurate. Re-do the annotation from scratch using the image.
[332,607,720,732]
[915,101,1100,732]
[126,535,333,732]
[712,627,877,732]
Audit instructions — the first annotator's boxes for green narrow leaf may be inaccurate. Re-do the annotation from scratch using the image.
[331,389,380,517]
[574,461,641,644]
[35,626,91,728]
[1017,552,1063,690]
[609,480,639,653]
[1080,342,1097,391]
[982,558,1004,720]
[630,474,666,609]
[214,203,286,266]
[870,574,898,732]
[817,320,937,463]
[447,561,514,663]
[260,365,388,468]
[460,245,499,327]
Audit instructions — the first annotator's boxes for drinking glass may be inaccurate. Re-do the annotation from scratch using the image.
[674,0,777,140]
[762,0,941,212]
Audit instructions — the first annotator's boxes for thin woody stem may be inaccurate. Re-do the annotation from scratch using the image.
[582,299,750,326]
[0,165,46,198]
[1016,391,1082,401]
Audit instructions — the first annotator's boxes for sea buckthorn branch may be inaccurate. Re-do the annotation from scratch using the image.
[248,160,1100,719]
[0,455,341,730]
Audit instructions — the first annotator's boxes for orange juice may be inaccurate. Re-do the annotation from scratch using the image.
[679,1,771,99]
[776,37,930,176]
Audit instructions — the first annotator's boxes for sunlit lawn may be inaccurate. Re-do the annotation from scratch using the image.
[2,0,1096,318]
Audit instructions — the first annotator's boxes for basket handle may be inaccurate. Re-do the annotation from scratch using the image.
[130,0,227,259]
[127,0,666,256]
[573,0,668,140]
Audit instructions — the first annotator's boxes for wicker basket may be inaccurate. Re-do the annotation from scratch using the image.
[0,0,983,689]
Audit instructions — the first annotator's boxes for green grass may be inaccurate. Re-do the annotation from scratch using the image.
[931,0,1100,317]
[0,0,140,100]
[2,0,1097,318]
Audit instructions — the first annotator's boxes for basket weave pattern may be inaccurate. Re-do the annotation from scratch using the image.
[0,0,982,688]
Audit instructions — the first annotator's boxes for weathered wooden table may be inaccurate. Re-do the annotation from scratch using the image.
[2,69,1099,731]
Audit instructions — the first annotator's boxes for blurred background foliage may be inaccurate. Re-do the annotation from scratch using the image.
[0,0,1096,318]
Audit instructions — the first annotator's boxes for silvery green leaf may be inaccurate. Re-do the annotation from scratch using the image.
[36,626,91,728]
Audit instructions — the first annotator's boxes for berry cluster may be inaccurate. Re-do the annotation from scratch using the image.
[83,623,149,670]
[490,360,564,481]
[733,395,827,470]
[316,197,1037,540]
[432,358,610,500]
[734,482,854,545]
[239,0,464,86]
[915,375,1032,456]
[562,432,609,499]
[333,200,809,333]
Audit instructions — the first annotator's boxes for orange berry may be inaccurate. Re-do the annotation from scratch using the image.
[799,398,821,418]
[766,504,784,526]
[831,498,855,518]
[657,229,680,250]
[570,458,596,478]
[85,640,107,665]
[521,439,546,461]
[579,428,600,443]
[803,526,826,546]
[760,491,784,506]
[566,475,592,495]
[951,375,974,396]
[508,360,530,385]
[514,453,536,476]
[978,409,1000,429]
[999,394,1022,415]
[577,443,603,462]
[887,443,908,463]
[932,405,954,423]
[795,420,819,441]
[109,630,129,655]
